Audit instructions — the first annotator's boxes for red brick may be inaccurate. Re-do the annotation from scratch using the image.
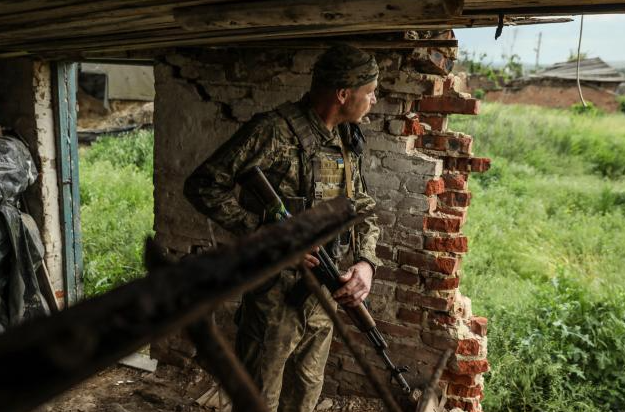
[457,339,481,356]
[447,383,483,398]
[470,316,488,336]
[427,313,456,330]
[446,398,480,412]
[424,178,445,195]
[439,191,471,207]
[403,118,425,136]
[397,307,422,324]
[419,294,455,311]
[376,243,394,260]
[444,157,471,171]
[377,210,396,226]
[471,157,491,172]
[423,215,461,233]
[395,288,420,304]
[416,134,447,151]
[435,256,461,275]
[397,214,425,231]
[417,96,480,115]
[421,330,458,351]
[397,250,461,275]
[412,49,455,76]
[456,359,490,375]
[448,136,473,155]
[441,371,478,387]
[437,206,467,221]
[375,319,417,338]
[375,266,394,281]
[424,276,460,291]
[393,268,420,285]
[424,236,468,253]
[443,173,468,190]
[393,231,424,250]
[420,115,448,132]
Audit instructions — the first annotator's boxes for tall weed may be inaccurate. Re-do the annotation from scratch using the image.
[79,131,154,296]
[451,103,625,178]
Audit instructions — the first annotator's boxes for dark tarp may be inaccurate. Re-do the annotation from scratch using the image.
[0,133,49,333]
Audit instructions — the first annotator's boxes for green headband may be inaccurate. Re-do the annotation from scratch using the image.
[312,44,379,89]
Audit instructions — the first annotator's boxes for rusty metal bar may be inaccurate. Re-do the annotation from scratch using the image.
[0,198,362,412]
[188,316,268,412]
[300,267,405,412]
[415,349,452,412]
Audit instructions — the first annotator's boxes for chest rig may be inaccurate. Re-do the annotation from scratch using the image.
[277,102,364,260]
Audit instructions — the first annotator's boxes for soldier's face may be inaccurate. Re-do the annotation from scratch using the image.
[340,80,377,123]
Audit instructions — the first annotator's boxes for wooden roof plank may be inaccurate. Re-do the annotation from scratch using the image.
[0,0,227,25]
[174,0,464,32]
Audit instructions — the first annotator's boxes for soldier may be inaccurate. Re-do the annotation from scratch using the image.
[184,44,381,412]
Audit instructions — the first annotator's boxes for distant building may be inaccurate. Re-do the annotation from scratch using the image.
[485,58,625,112]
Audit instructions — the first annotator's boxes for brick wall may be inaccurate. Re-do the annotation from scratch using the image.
[153,40,489,411]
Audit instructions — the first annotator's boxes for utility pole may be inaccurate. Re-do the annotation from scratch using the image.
[534,31,542,70]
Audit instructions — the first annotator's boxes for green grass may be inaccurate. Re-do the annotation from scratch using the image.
[450,103,625,411]
[79,130,154,297]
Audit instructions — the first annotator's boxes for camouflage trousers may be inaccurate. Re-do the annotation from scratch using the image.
[235,269,335,412]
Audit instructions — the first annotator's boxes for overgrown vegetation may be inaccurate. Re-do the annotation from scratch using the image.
[617,95,625,114]
[451,103,625,412]
[79,130,154,296]
[457,50,524,86]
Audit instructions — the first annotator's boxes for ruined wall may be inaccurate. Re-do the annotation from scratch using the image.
[153,43,489,411]
[0,59,64,303]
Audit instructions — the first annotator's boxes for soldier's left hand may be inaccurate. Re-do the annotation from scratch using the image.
[332,261,373,307]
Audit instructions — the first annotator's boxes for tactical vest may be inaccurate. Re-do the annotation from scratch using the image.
[276,101,363,260]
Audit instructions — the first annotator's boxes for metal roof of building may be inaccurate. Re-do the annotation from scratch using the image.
[530,57,625,83]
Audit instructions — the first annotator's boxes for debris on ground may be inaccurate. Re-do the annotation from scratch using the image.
[34,363,391,412]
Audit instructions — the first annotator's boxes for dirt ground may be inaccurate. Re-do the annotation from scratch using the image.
[34,363,386,412]
[485,84,621,112]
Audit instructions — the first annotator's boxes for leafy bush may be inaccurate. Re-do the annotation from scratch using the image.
[485,278,625,412]
[617,96,625,114]
[473,88,485,100]
[570,101,603,116]
[79,131,154,296]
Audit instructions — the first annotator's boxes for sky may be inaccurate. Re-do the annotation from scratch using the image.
[455,14,625,67]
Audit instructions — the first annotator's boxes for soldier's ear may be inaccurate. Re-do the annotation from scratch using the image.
[336,88,350,105]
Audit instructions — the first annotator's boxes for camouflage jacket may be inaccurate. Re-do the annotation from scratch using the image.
[184,96,381,269]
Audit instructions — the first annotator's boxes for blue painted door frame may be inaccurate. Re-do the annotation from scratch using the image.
[52,62,83,306]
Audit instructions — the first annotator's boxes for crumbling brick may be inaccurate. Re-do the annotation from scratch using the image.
[424,236,469,253]
[417,96,480,115]
[469,316,488,337]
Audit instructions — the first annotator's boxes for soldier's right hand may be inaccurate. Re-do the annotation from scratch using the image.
[303,246,320,269]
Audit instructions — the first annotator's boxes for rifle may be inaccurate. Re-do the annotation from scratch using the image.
[237,166,411,394]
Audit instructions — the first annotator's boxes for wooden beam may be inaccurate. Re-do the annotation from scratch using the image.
[52,62,83,307]
[175,0,464,32]
[464,3,625,15]
[228,39,459,49]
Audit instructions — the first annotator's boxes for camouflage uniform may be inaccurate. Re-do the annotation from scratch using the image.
[184,45,381,412]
